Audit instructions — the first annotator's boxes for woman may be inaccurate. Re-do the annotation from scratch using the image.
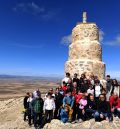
[110,79,120,97]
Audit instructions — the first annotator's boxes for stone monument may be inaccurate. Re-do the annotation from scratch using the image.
[65,12,106,79]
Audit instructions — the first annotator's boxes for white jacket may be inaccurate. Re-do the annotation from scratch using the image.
[43,98,55,110]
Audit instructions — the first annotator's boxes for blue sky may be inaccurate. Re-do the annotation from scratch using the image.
[0,0,120,78]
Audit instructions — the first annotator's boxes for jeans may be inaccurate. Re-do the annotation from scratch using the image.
[85,109,96,119]
[94,111,112,121]
[33,112,42,128]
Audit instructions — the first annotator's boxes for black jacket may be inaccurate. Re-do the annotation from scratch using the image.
[23,96,29,109]
[55,93,63,107]
[97,100,111,113]
[86,100,97,110]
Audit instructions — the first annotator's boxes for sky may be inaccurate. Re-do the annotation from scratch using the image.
[0,0,120,78]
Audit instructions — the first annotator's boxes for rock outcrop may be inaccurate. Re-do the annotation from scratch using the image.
[43,119,120,129]
[65,12,106,79]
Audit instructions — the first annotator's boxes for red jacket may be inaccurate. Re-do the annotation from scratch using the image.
[75,93,83,104]
[62,86,68,95]
[109,96,120,109]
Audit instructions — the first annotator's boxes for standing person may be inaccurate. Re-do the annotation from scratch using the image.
[43,93,55,124]
[106,75,112,101]
[54,88,64,119]
[77,93,87,122]
[27,93,33,126]
[94,94,112,122]
[23,92,30,121]
[79,74,86,93]
[73,73,80,90]
[110,93,120,118]
[111,79,120,97]
[85,94,97,120]
[93,80,103,104]
[32,95,44,128]
[44,88,55,100]
[87,84,94,95]
[63,90,75,122]
[62,72,71,84]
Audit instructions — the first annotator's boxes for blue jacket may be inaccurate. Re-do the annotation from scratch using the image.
[60,108,68,123]
[63,95,74,108]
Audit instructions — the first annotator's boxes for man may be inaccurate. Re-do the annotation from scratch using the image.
[54,88,64,119]
[73,73,80,90]
[106,75,112,100]
[23,92,30,121]
[94,94,112,122]
[32,95,44,128]
[63,90,75,122]
[110,93,120,118]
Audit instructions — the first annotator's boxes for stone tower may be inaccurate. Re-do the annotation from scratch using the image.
[65,12,105,79]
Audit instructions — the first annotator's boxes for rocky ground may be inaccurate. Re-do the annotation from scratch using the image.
[0,98,120,129]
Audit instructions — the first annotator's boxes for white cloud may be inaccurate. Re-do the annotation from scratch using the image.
[105,35,120,46]
[13,2,45,15]
[13,2,58,20]
[61,34,72,45]
[99,30,105,42]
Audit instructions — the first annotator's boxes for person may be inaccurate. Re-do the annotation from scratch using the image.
[93,80,103,104]
[23,92,30,121]
[73,73,80,90]
[54,88,64,119]
[77,93,87,122]
[79,74,86,93]
[43,93,55,124]
[106,75,112,94]
[62,81,68,95]
[80,74,90,93]
[60,105,69,123]
[62,72,71,84]
[58,86,64,95]
[27,93,33,126]
[94,94,112,122]
[110,93,120,118]
[85,94,97,119]
[63,90,75,122]
[110,79,120,97]
[87,84,94,95]
[32,95,44,128]
[44,88,55,100]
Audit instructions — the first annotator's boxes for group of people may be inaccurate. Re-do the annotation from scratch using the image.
[23,73,120,129]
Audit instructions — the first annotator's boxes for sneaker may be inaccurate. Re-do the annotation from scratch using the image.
[78,119,83,123]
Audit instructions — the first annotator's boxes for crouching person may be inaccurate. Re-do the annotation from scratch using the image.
[43,93,55,124]
[110,93,120,118]
[32,95,44,128]
[63,90,75,122]
[94,94,113,122]
[77,93,87,122]
[60,105,69,123]
[85,94,97,120]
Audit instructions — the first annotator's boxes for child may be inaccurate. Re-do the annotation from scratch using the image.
[60,106,69,123]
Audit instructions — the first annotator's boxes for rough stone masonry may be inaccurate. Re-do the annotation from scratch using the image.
[65,12,106,79]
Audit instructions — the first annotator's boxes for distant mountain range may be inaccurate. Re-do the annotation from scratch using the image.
[0,74,62,82]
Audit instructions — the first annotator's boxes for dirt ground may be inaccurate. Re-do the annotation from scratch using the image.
[0,78,60,100]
